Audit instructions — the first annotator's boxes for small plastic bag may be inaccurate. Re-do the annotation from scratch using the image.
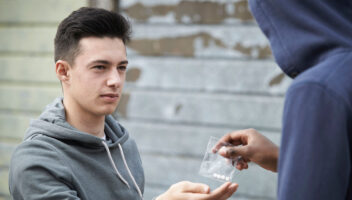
[199,136,240,182]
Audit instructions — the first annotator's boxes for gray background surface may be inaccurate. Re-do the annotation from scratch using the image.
[0,0,290,199]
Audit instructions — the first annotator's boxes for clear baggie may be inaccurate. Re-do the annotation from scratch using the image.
[199,136,240,182]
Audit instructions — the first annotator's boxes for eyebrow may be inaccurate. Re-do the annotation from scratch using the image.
[88,59,129,66]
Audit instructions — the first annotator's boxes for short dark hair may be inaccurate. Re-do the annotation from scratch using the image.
[54,7,131,64]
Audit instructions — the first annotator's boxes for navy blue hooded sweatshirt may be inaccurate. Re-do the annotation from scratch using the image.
[249,0,352,199]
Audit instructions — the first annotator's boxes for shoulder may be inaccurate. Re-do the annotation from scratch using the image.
[10,135,68,174]
[9,137,77,198]
[9,135,73,186]
[13,134,60,154]
[292,52,352,86]
[288,52,352,111]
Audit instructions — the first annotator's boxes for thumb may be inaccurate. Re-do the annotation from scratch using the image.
[219,146,247,159]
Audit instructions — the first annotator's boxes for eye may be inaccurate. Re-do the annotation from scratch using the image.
[118,66,127,71]
[93,65,106,70]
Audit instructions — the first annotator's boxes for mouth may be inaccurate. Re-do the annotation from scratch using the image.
[100,93,120,102]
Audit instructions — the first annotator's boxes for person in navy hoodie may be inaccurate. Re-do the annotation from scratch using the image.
[214,0,352,199]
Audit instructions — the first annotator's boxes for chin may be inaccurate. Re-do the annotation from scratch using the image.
[100,106,117,116]
[89,102,118,116]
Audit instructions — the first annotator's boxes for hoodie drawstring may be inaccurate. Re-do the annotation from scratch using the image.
[118,143,143,199]
[102,141,143,199]
[102,141,130,188]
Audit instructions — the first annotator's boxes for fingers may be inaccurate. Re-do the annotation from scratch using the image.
[236,159,249,170]
[172,181,238,200]
[205,182,238,200]
[212,136,230,153]
[219,146,248,159]
[218,183,239,200]
[213,129,250,153]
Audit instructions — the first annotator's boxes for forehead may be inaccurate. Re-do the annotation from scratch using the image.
[75,37,127,64]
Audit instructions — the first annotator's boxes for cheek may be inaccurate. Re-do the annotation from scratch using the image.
[71,74,96,96]
[120,74,126,85]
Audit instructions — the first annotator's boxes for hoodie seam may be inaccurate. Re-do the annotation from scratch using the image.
[288,81,352,116]
[315,49,352,65]
[255,0,295,74]
[31,137,75,188]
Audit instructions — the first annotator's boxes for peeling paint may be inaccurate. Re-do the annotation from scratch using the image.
[128,32,226,57]
[175,1,227,24]
[232,1,253,21]
[123,0,253,24]
[269,73,285,86]
[116,92,130,118]
[123,2,173,22]
[129,32,270,58]
[126,67,141,82]
[233,43,271,59]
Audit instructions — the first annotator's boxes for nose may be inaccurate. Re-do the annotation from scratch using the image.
[106,69,121,88]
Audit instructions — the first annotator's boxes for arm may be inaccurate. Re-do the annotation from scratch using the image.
[278,83,351,199]
[9,140,80,200]
[213,128,279,172]
[155,181,238,200]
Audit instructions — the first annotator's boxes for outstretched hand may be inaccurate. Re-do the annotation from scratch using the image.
[155,181,238,200]
[213,128,279,172]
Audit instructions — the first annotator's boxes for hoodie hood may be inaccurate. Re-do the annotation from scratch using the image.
[249,0,352,78]
[25,97,129,148]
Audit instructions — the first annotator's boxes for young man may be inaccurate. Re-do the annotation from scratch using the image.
[9,7,237,200]
[215,0,352,199]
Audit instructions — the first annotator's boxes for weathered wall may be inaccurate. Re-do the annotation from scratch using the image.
[0,0,291,200]
[118,0,291,200]
[0,1,88,199]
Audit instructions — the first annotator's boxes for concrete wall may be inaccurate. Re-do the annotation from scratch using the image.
[119,1,291,200]
[0,1,88,199]
[0,0,291,199]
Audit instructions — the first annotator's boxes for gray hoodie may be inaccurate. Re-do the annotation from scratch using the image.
[9,98,145,200]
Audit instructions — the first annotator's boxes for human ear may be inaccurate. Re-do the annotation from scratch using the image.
[55,60,71,84]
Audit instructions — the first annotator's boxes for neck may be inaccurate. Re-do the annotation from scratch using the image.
[63,97,105,138]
